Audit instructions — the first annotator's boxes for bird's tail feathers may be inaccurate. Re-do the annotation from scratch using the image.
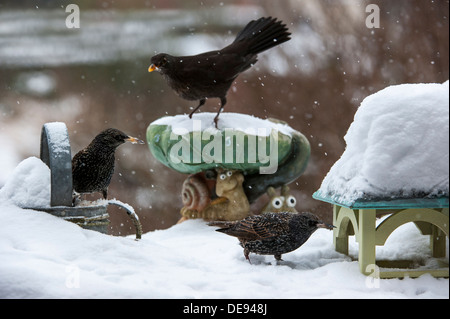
[233,17,291,55]
[208,220,251,239]
[208,220,235,228]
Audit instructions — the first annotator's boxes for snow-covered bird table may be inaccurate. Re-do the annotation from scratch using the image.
[313,81,449,278]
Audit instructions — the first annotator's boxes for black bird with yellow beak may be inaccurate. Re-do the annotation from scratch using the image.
[148,16,291,128]
[72,128,145,200]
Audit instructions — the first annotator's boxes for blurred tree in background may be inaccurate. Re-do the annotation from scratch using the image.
[0,0,448,235]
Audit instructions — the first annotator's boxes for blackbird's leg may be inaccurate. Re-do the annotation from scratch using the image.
[275,254,283,261]
[213,97,227,128]
[188,98,206,118]
[102,189,108,200]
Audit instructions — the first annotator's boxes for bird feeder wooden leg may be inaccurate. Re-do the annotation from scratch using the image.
[430,225,446,258]
[357,209,377,276]
[333,205,349,255]
[430,208,449,258]
[333,205,358,256]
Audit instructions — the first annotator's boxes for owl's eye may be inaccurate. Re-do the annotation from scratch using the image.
[287,195,296,207]
[272,197,283,209]
[226,171,233,177]
[220,174,226,180]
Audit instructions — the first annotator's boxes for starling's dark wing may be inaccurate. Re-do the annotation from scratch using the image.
[72,149,93,183]
[251,213,291,239]
[212,218,259,241]
[213,213,290,240]
[72,148,89,176]
[72,148,86,164]
[71,149,86,190]
[72,147,103,193]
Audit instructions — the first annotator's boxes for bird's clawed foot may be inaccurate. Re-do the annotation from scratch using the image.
[188,99,206,119]
[244,248,252,264]
[187,98,226,129]
[213,97,227,129]
[213,115,220,129]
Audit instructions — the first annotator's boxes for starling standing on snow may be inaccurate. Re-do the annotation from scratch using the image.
[148,16,291,127]
[72,128,145,200]
[209,212,334,263]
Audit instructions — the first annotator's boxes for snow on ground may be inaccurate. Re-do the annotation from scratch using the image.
[0,157,448,299]
[316,81,449,205]
[0,202,448,299]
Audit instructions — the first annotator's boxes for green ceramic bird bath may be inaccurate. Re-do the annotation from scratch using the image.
[147,113,310,203]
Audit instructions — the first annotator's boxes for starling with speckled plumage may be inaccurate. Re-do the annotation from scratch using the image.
[148,16,291,127]
[209,212,334,263]
[72,128,145,200]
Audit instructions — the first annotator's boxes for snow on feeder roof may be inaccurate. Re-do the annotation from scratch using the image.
[314,81,449,208]
[147,113,310,203]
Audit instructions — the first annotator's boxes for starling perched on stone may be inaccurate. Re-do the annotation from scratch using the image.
[72,128,145,200]
[209,212,334,263]
[148,16,291,127]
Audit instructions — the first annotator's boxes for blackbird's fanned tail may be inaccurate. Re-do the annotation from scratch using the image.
[233,17,291,55]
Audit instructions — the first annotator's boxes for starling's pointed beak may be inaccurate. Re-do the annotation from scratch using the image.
[317,222,335,230]
[148,64,157,72]
[126,136,145,144]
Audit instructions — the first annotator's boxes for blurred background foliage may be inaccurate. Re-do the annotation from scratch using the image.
[0,0,448,235]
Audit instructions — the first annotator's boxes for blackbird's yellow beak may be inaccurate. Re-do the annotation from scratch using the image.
[126,136,145,145]
[148,64,157,72]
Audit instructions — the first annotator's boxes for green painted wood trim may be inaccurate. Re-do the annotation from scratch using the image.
[313,191,449,209]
